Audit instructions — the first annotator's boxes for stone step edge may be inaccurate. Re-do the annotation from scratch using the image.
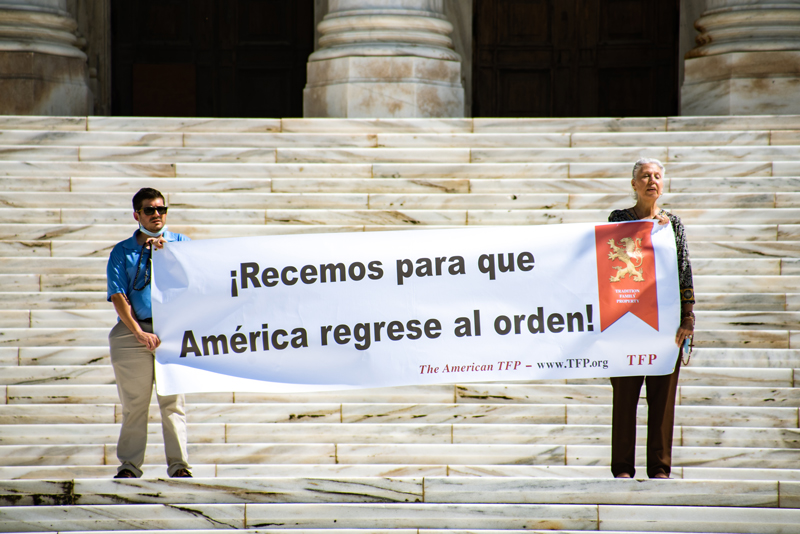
[0,530,741,534]
[2,113,800,131]
[0,502,796,533]
[0,530,733,534]
[2,463,799,479]
[0,476,797,508]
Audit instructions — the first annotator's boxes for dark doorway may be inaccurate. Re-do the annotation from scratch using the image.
[112,0,313,118]
[473,0,679,117]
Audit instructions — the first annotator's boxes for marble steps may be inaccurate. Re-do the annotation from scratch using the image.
[0,292,109,309]
[0,224,364,243]
[2,388,799,422]
[4,191,798,211]
[0,238,120,258]
[1,422,799,450]
[2,358,797,397]
[689,241,800,259]
[0,402,796,438]
[467,147,800,165]
[2,114,800,133]
[690,348,800,367]
[372,132,788,148]
[0,116,283,132]
[0,130,796,149]
[5,176,800,196]
[0,131,391,149]
[43,146,788,165]
[184,130,795,148]
[0,381,799,409]
[694,311,800,330]
[698,293,800,311]
[3,475,800,508]
[693,276,800,294]
[3,145,797,165]
[2,502,800,533]
[1,129,799,150]
[2,463,800,483]
[1,207,798,227]
[0,441,798,469]
[2,160,800,180]
[469,116,800,133]
[1,398,797,428]
[0,400,796,429]
[0,274,108,293]
[0,130,185,147]
[1,223,798,244]
[0,384,454,405]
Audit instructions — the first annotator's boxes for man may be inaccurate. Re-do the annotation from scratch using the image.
[106,187,192,478]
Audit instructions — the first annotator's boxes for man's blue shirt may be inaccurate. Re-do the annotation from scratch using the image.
[106,230,190,320]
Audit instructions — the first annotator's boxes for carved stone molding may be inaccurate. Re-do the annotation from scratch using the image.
[0,0,91,115]
[683,0,800,115]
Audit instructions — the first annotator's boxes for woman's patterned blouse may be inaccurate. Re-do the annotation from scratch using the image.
[608,208,695,304]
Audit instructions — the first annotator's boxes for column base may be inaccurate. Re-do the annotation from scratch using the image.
[304,55,464,118]
[682,51,800,115]
[0,50,91,115]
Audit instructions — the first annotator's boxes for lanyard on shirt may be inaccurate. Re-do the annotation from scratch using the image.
[132,243,152,292]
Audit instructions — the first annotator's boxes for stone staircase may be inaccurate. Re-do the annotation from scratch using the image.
[0,115,799,533]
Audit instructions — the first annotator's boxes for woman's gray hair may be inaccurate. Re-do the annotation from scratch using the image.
[632,157,665,180]
[631,158,665,200]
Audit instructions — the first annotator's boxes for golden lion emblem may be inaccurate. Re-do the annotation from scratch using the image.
[607,237,644,282]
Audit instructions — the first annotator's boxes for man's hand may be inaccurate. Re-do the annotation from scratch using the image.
[110,293,161,352]
[145,236,167,250]
[134,330,161,352]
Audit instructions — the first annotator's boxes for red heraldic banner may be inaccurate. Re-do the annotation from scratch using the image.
[595,221,659,332]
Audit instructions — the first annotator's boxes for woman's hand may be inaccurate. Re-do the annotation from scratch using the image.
[675,317,693,348]
[655,212,670,225]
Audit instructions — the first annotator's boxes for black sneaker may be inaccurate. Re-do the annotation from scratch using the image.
[170,468,193,478]
[114,468,138,479]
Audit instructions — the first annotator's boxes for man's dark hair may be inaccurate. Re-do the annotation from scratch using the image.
[132,188,165,212]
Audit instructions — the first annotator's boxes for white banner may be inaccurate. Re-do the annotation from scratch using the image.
[152,222,681,395]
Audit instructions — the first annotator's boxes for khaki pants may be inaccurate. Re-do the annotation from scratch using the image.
[109,320,190,477]
[610,360,681,479]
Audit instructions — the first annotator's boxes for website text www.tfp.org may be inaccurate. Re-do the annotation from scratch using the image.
[537,358,609,370]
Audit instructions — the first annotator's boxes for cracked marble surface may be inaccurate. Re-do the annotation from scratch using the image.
[0,503,245,531]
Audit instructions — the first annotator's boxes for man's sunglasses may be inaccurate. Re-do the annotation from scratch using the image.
[137,206,168,216]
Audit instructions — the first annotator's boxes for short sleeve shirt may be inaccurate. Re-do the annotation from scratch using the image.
[106,230,190,320]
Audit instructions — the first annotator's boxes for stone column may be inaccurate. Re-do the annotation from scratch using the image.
[0,0,91,115]
[304,0,465,118]
[682,0,800,115]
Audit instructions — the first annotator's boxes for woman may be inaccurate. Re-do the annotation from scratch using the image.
[608,157,695,479]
